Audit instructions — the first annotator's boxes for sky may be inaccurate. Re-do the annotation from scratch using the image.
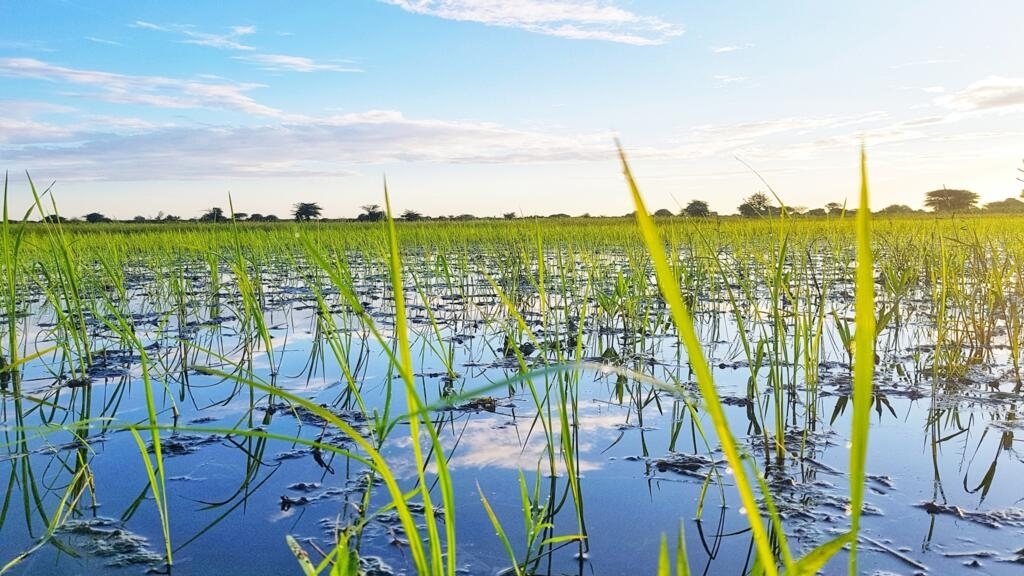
[2,0,1023,220]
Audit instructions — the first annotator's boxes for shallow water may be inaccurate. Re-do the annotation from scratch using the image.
[3,253,1024,576]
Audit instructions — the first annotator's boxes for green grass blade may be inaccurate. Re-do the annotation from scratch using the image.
[617,141,781,575]
[791,531,852,575]
[286,535,319,576]
[478,482,523,576]
[675,524,691,576]
[848,146,876,573]
[657,534,671,576]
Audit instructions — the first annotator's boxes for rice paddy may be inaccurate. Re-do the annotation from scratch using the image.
[3,162,1024,575]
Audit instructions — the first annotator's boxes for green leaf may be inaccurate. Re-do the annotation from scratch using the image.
[790,532,852,575]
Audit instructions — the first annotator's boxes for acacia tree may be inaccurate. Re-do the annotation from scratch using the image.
[683,200,710,217]
[200,207,226,222]
[985,198,1024,213]
[825,202,845,216]
[738,192,774,217]
[357,204,384,222]
[876,204,915,215]
[292,202,323,221]
[924,188,979,212]
[84,212,109,223]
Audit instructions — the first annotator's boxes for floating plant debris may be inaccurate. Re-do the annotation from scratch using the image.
[56,518,163,567]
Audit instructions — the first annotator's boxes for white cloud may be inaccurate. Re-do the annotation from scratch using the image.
[936,76,1024,112]
[85,36,122,46]
[0,117,77,145]
[134,21,356,75]
[1,99,78,116]
[685,114,880,144]
[897,116,946,128]
[130,20,165,31]
[3,109,615,181]
[712,43,753,53]
[713,74,746,85]
[381,0,682,45]
[236,54,362,73]
[889,58,959,69]
[644,112,893,164]
[131,20,255,51]
[0,58,280,116]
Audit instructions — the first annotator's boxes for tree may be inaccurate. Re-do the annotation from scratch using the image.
[825,202,845,216]
[924,188,979,212]
[985,198,1024,213]
[292,202,323,221]
[738,192,774,217]
[401,209,425,221]
[876,204,915,215]
[200,207,226,222]
[683,200,710,217]
[653,208,674,217]
[503,212,517,219]
[357,204,384,222]
[84,212,109,223]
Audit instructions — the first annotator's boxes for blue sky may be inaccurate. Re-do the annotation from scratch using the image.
[2,0,1022,219]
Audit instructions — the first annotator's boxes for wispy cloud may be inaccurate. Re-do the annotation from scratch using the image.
[3,109,614,181]
[685,114,884,144]
[236,54,362,73]
[0,117,77,145]
[713,74,746,85]
[889,58,959,69]
[712,43,753,53]
[0,58,280,116]
[380,0,682,45]
[936,76,1024,112]
[131,20,256,51]
[133,21,357,74]
[636,112,895,164]
[85,36,123,46]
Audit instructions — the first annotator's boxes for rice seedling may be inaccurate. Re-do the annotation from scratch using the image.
[3,157,1024,576]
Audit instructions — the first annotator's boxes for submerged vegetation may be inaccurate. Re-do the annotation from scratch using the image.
[3,155,1024,575]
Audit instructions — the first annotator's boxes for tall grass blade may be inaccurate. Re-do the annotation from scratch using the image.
[477,483,523,576]
[616,141,783,574]
[848,146,875,573]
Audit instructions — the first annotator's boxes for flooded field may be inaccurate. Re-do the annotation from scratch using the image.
[3,204,1024,575]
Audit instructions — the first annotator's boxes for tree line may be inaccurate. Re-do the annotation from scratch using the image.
[51,159,1024,222]
[58,189,1024,225]
[719,159,1024,217]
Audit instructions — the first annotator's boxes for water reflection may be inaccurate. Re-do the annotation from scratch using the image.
[3,245,1024,575]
